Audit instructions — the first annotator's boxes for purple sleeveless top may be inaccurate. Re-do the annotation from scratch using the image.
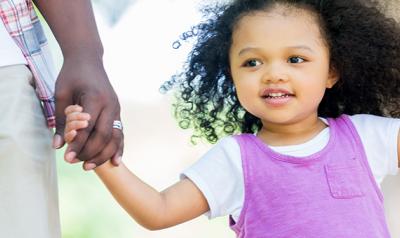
[230,115,391,238]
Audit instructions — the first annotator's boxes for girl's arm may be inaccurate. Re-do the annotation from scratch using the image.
[64,105,209,230]
[94,162,209,230]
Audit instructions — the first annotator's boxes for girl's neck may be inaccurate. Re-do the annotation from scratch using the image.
[257,116,327,146]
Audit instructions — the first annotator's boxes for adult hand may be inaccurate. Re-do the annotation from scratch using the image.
[53,57,124,170]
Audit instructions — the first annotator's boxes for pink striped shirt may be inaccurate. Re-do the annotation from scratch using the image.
[0,0,56,128]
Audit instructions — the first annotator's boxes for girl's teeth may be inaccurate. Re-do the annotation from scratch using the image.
[269,93,285,97]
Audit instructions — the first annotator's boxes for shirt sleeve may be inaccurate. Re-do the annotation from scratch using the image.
[349,114,400,184]
[180,136,244,219]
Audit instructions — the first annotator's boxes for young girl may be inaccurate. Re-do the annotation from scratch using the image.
[64,0,400,237]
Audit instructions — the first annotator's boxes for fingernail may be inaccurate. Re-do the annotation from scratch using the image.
[116,156,122,165]
[70,158,81,164]
[111,154,122,166]
[52,134,63,149]
[65,152,76,163]
[85,163,96,171]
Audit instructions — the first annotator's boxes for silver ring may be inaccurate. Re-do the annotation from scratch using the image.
[113,120,123,131]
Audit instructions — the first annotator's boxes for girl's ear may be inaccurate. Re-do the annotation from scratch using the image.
[326,66,339,89]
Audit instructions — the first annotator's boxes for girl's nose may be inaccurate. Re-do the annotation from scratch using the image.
[261,63,289,83]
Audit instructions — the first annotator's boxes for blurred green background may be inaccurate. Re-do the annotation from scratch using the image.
[56,148,132,238]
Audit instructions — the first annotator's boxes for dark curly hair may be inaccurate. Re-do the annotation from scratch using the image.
[165,0,400,144]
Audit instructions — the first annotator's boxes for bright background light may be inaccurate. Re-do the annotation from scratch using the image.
[99,0,203,102]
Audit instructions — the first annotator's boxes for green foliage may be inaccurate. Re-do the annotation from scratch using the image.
[56,149,134,238]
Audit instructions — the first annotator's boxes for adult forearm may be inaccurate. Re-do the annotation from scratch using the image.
[95,162,169,230]
[33,0,103,61]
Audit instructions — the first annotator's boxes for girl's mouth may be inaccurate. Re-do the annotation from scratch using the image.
[261,89,294,106]
[263,92,293,99]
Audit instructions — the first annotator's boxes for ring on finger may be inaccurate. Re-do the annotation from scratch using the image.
[113,120,123,131]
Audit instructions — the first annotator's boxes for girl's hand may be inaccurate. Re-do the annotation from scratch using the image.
[64,105,91,144]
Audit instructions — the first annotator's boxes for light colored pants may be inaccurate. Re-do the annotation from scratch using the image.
[0,65,60,238]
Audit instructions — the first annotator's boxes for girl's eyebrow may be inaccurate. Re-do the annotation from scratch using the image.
[238,47,262,56]
[286,45,315,53]
[238,45,315,56]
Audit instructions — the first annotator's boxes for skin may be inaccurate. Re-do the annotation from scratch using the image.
[64,7,400,230]
[34,0,123,170]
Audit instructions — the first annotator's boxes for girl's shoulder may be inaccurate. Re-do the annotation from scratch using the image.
[344,114,400,179]
[327,114,399,139]
[211,136,242,159]
[345,114,400,129]
[212,135,240,149]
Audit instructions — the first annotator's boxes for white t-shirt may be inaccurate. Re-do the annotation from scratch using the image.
[0,22,27,67]
[181,114,400,222]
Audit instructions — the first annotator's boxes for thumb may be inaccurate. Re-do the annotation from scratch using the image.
[52,133,65,149]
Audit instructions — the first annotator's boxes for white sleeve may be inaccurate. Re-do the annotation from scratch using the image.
[180,136,244,219]
[349,114,400,184]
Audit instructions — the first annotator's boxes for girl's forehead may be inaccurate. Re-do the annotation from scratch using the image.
[235,7,321,35]
[231,9,327,51]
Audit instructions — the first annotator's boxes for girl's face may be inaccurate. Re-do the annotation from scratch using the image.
[229,7,338,128]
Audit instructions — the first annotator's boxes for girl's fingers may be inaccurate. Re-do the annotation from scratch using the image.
[65,104,83,115]
[66,112,91,122]
[64,130,77,143]
[65,120,89,134]
[64,105,92,146]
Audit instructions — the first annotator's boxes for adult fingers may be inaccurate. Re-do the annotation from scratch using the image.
[64,145,83,164]
[82,127,123,170]
[111,131,124,166]
[77,104,118,161]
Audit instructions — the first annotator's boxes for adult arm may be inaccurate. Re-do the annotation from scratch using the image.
[33,0,123,169]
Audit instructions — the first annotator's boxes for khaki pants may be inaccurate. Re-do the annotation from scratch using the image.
[0,65,60,238]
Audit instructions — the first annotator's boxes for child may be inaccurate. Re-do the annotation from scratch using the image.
[64,0,400,237]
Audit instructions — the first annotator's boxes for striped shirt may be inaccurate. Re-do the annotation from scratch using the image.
[0,0,56,128]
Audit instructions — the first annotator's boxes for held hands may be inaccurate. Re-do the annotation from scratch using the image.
[64,105,113,168]
[53,60,123,170]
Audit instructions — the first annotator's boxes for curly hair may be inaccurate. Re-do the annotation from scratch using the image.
[166,0,400,144]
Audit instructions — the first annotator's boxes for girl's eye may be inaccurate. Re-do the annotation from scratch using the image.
[243,59,262,67]
[288,56,305,64]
